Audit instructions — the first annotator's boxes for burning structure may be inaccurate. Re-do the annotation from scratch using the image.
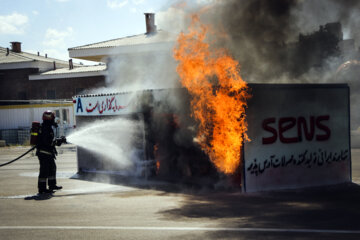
[68,1,356,192]
[72,83,350,192]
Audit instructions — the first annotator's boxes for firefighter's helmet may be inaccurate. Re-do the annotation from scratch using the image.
[42,110,55,122]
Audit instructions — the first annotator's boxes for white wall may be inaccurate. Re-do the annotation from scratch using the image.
[0,104,74,130]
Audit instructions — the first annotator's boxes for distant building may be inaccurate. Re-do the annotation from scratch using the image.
[28,64,107,99]
[0,42,107,144]
[0,13,176,144]
[0,42,107,102]
[0,42,69,101]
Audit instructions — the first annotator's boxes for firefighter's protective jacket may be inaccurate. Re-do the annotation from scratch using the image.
[36,123,57,157]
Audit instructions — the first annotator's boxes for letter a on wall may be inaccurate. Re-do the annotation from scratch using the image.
[76,97,83,113]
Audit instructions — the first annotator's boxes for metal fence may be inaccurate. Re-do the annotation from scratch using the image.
[17,129,30,145]
[0,126,73,146]
[0,129,19,145]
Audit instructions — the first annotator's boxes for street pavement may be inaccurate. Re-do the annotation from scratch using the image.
[0,145,360,239]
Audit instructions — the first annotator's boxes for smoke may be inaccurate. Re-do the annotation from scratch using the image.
[99,0,360,122]
[215,0,300,82]
[156,0,358,85]
[329,0,360,41]
[71,0,360,185]
[175,0,360,128]
[106,45,180,92]
[157,5,189,34]
[101,14,205,180]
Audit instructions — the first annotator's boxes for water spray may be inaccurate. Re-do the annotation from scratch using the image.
[66,117,146,175]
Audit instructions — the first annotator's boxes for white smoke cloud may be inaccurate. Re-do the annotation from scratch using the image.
[157,7,187,33]
[106,50,179,92]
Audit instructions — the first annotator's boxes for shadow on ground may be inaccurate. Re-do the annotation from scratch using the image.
[70,172,222,193]
[73,172,360,230]
[67,172,360,239]
[158,182,360,239]
[24,193,53,201]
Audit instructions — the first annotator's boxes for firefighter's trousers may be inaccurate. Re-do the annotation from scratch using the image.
[37,152,57,191]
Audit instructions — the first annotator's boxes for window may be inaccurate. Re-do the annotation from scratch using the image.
[55,110,60,119]
[62,109,69,124]
[47,90,56,99]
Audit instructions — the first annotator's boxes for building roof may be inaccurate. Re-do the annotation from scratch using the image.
[29,64,107,80]
[68,30,177,62]
[39,64,106,75]
[0,46,73,71]
[69,30,175,50]
[0,47,69,65]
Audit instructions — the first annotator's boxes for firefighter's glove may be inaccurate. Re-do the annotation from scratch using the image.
[54,136,66,146]
[61,136,67,144]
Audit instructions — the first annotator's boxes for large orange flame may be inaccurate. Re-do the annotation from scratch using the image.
[174,14,251,174]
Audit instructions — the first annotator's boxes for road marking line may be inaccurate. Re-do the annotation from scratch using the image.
[0,226,359,234]
[0,195,33,199]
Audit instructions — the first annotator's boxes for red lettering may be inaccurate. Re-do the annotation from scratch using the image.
[262,118,277,144]
[297,116,315,141]
[262,115,331,144]
[279,117,299,143]
[316,115,331,141]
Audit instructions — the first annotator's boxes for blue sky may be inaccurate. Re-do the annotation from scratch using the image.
[0,0,177,63]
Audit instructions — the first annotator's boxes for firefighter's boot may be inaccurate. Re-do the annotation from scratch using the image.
[49,185,62,191]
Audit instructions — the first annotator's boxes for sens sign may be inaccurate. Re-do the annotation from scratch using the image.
[244,84,351,192]
[262,115,330,144]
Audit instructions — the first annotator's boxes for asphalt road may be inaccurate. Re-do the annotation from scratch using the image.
[0,145,360,240]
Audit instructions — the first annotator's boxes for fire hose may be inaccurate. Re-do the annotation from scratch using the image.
[0,136,67,168]
[0,145,36,167]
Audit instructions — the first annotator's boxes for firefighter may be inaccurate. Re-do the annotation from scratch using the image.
[36,110,66,194]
